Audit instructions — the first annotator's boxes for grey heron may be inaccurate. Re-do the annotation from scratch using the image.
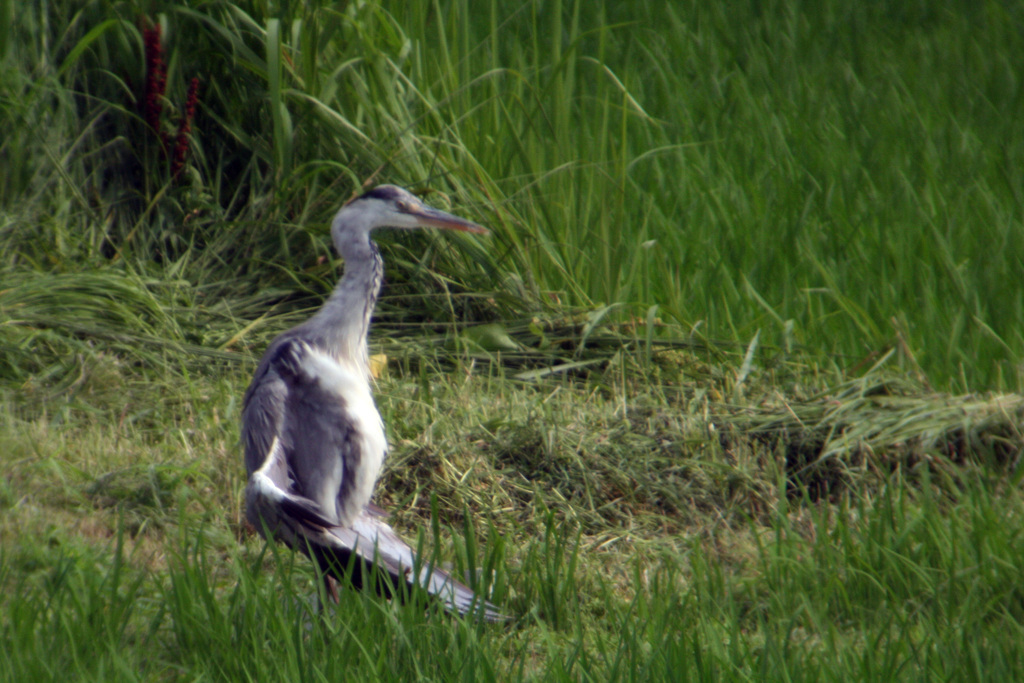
[242,185,501,620]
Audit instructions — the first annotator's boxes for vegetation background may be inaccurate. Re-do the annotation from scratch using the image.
[2,0,1024,680]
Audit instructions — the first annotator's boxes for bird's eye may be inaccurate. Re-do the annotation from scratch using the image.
[396,201,412,213]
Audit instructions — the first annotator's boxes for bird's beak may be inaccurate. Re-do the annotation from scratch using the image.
[407,205,489,235]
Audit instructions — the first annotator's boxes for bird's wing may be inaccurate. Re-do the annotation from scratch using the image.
[245,457,503,621]
[243,338,502,621]
[310,507,506,622]
[243,337,384,528]
[245,433,338,549]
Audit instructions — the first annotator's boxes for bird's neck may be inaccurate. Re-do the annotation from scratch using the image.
[308,237,383,380]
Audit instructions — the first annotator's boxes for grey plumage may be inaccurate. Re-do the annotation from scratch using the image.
[242,185,501,621]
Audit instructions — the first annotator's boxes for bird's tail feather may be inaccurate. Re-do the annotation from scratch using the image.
[301,508,505,622]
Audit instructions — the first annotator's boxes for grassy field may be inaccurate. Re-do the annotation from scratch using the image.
[3,0,1024,680]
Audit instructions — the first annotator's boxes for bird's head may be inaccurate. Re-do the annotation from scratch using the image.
[330,185,486,252]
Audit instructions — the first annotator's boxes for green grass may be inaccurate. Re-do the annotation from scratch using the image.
[3,0,1022,389]
[3,0,1024,680]
[3,367,1024,681]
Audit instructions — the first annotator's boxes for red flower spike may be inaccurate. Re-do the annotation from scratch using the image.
[142,22,167,142]
[171,77,200,178]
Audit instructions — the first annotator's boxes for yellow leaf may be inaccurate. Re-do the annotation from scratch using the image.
[369,353,388,379]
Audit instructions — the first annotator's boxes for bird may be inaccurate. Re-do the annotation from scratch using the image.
[241,184,502,621]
